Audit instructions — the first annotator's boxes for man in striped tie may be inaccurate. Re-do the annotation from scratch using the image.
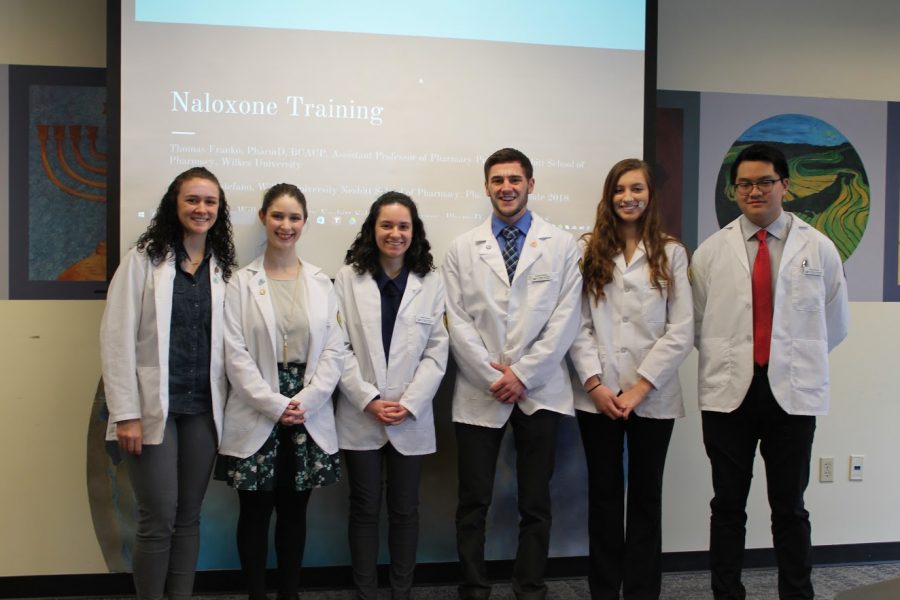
[691,143,849,600]
[443,147,582,600]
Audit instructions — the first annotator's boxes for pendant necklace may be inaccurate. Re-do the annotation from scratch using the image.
[279,262,302,370]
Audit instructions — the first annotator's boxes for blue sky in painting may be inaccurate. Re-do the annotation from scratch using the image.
[737,113,849,147]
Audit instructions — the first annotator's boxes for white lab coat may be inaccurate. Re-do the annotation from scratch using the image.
[569,240,694,419]
[692,214,849,415]
[442,213,583,427]
[334,266,449,455]
[219,255,344,457]
[101,247,227,444]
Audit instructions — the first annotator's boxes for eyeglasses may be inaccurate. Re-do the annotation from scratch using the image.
[732,178,783,196]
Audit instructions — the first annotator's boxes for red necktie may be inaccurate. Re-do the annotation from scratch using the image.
[752,229,773,366]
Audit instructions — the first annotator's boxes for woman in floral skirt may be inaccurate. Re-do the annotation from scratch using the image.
[217,183,344,600]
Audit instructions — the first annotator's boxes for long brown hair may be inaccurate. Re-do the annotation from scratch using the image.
[581,158,679,303]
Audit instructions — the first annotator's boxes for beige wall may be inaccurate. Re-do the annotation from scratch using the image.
[0,301,106,574]
[1,0,898,578]
[0,0,105,68]
[0,0,108,576]
[658,0,900,102]
[657,0,900,551]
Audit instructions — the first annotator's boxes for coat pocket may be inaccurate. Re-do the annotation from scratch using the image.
[792,266,825,312]
[698,337,731,390]
[790,339,829,391]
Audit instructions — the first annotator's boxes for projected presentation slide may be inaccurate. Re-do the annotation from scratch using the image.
[120,0,647,273]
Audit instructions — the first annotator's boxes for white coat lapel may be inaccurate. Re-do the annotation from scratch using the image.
[724,221,751,272]
[616,242,646,274]
[248,260,279,361]
[209,256,225,374]
[386,274,423,372]
[354,272,388,388]
[153,257,176,365]
[779,215,809,276]
[396,272,422,316]
[515,225,546,278]
[303,263,328,374]
[475,221,510,285]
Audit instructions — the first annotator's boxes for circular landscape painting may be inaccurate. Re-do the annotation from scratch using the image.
[715,114,869,261]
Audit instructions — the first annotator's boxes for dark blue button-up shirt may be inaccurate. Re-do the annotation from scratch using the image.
[373,266,409,364]
[168,256,212,414]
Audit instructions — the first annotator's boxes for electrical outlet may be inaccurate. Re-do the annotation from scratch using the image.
[849,455,864,481]
[819,457,834,483]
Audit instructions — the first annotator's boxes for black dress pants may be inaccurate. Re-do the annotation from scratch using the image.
[455,406,562,600]
[576,409,674,600]
[344,443,424,600]
[702,373,816,600]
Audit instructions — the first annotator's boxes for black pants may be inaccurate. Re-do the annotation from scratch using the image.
[576,409,674,600]
[455,406,562,600]
[236,488,312,600]
[344,444,425,600]
[702,374,816,600]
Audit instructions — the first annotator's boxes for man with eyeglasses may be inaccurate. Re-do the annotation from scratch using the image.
[691,143,848,599]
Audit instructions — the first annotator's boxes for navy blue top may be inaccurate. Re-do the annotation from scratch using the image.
[168,255,212,414]
[373,266,409,364]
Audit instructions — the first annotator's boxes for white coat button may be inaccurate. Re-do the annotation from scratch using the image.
[622,316,629,323]
[746,335,752,342]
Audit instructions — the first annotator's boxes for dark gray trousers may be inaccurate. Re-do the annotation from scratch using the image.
[124,412,217,600]
[344,443,425,600]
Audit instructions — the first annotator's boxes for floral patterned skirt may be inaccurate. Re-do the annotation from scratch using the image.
[216,362,340,491]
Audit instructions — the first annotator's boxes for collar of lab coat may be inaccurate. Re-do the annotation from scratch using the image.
[722,213,809,275]
[243,254,328,361]
[613,241,647,274]
[350,269,423,387]
[473,213,554,286]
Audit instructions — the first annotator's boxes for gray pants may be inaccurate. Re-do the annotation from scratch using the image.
[124,412,217,600]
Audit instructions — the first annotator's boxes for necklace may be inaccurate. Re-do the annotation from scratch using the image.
[182,252,203,269]
[275,262,302,369]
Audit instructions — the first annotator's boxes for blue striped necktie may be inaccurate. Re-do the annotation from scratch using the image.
[501,225,519,283]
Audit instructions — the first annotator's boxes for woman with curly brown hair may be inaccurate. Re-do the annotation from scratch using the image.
[101,166,236,600]
[335,191,449,600]
[569,158,693,600]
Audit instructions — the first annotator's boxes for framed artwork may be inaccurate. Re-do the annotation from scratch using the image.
[8,65,107,299]
[656,90,701,249]
[884,102,900,301]
[714,114,870,263]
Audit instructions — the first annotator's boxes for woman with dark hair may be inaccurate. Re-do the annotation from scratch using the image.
[336,191,449,600]
[218,183,344,600]
[568,159,693,600]
[100,166,236,600]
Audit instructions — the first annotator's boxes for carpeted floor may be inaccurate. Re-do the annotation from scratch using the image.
[22,562,900,600]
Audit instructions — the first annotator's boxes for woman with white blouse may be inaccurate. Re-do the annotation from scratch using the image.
[335,191,449,600]
[217,183,344,600]
[569,159,693,600]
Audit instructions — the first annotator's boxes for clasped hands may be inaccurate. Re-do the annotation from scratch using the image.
[280,401,306,425]
[489,361,526,404]
[365,398,409,426]
[586,376,652,420]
